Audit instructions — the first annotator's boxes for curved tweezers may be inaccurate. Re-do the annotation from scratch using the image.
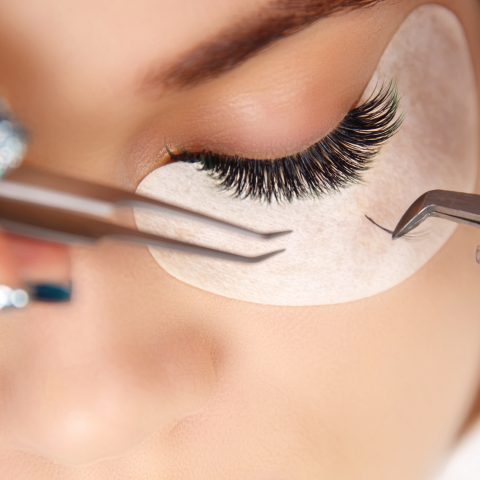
[392,190,480,239]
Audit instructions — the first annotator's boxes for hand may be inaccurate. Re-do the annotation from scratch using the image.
[0,232,72,311]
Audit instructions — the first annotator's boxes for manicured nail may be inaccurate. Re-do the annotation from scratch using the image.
[28,283,72,302]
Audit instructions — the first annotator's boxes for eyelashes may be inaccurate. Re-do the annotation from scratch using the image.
[168,80,403,204]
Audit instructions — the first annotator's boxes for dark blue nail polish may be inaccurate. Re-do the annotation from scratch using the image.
[29,283,72,302]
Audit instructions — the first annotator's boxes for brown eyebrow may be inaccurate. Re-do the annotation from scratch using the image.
[141,0,384,92]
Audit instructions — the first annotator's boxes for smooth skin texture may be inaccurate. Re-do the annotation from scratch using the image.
[0,0,479,479]
[134,5,479,306]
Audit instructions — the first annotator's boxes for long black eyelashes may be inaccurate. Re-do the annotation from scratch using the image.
[168,80,403,204]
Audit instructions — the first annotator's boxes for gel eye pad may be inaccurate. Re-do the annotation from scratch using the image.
[134,5,478,306]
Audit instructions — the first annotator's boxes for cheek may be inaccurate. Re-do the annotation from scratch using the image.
[134,5,478,306]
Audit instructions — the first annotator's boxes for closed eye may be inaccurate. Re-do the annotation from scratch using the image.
[167,80,403,204]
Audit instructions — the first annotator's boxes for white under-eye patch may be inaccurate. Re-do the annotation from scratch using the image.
[134,5,478,306]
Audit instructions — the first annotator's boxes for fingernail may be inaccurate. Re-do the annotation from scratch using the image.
[28,282,72,302]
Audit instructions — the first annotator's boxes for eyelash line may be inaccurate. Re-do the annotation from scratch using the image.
[167,80,404,204]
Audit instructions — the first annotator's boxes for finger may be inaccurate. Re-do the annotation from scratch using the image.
[0,231,22,286]
[2,233,72,303]
[7,234,71,282]
[0,232,30,311]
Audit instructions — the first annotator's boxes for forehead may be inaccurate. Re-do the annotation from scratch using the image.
[0,0,264,106]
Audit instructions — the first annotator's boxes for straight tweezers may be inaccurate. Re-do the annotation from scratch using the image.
[0,165,292,262]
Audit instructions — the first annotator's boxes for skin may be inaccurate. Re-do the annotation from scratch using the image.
[134,2,479,306]
[0,0,479,478]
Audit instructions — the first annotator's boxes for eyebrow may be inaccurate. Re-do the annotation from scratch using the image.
[141,0,384,92]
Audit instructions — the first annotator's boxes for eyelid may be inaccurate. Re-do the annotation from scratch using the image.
[168,80,400,164]
[167,80,402,203]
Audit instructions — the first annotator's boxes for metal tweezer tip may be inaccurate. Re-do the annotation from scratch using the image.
[391,192,430,239]
[392,189,480,239]
[6,165,293,241]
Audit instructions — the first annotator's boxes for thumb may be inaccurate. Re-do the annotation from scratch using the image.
[0,232,72,308]
[0,231,29,310]
[0,232,22,285]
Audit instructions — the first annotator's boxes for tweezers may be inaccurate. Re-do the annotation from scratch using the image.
[0,165,292,262]
[392,190,480,239]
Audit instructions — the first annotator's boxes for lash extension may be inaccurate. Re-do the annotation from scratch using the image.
[168,80,403,204]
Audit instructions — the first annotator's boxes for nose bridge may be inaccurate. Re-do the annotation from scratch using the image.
[5,355,144,462]
[1,307,137,461]
[0,293,218,466]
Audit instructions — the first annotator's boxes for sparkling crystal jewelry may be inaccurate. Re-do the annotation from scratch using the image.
[0,101,28,178]
[0,284,30,311]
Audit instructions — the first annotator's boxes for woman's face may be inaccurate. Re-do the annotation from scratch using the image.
[0,0,479,478]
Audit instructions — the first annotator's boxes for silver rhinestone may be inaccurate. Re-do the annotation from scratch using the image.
[0,117,27,176]
[11,289,30,309]
[0,285,13,310]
